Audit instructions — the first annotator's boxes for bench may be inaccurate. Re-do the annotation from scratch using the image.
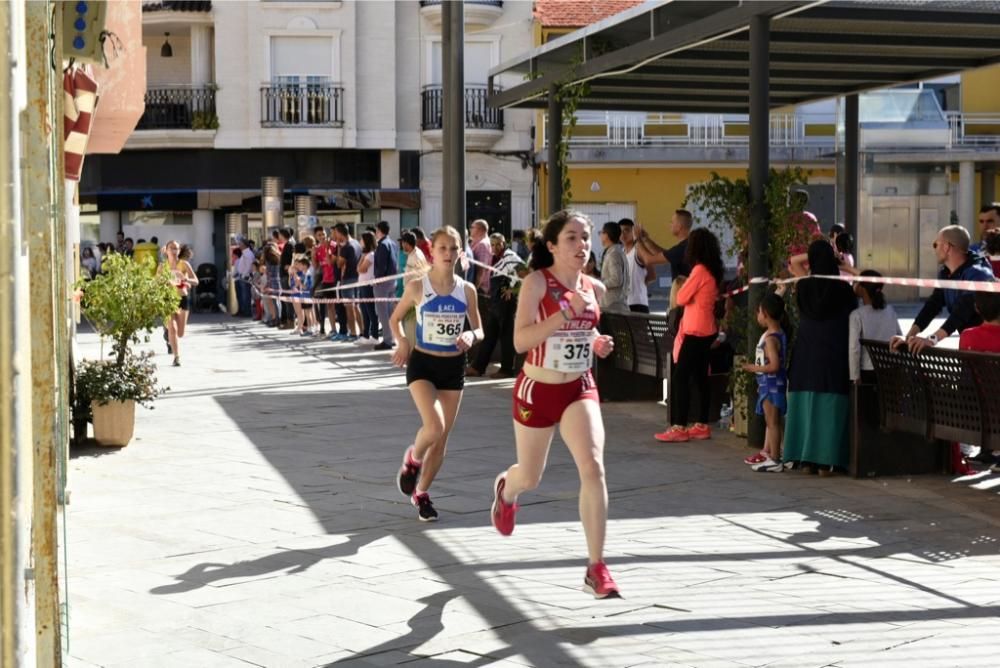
[856,340,1000,477]
[598,312,729,422]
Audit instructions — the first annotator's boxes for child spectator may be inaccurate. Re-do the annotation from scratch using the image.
[291,256,316,336]
[960,291,1000,353]
[742,293,790,472]
[835,232,855,276]
[849,270,900,384]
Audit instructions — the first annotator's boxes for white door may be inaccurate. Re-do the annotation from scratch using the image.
[569,202,636,263]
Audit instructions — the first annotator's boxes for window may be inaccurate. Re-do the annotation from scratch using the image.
[430,40,495,85]
[271,36,335,80]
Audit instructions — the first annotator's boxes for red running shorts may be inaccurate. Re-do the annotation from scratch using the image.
[512,370,600,428]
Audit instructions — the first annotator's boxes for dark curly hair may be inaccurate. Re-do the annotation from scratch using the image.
[684,227,724,285]
[530,209,592,270]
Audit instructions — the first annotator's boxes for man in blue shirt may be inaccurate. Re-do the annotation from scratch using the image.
[373,220,399,350]
[893,225,995,354]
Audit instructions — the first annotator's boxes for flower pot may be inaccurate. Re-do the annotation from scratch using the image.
[91,399,136,447]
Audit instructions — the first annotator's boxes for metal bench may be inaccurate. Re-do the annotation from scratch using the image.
[856,340,1000,477]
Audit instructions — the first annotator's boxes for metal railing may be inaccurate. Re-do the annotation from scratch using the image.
[419,0,503,6]
[260,82,344,128]
[136,85,217,130]
[545,112,839,149]
[421,84,504,131]
[947,112,1000,147]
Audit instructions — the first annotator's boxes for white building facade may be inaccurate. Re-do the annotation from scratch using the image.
[80,0,536,269]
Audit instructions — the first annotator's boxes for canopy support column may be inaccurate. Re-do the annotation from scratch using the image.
[844,94,860,238]
[547,85,563,216]
[442,0,465,237]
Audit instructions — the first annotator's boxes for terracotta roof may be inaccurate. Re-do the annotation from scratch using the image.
[533,0,645,28]
[142,1,212,12]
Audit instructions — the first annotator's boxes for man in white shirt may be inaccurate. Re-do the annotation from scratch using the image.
[234,236,255,317]
[619,218,657,313]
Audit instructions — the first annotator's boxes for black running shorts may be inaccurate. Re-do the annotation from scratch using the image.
[406,348,465,391]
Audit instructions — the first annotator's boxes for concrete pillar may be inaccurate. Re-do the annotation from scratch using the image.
[381,150,399,189]
[294,195,316,237]
[192,209,214,267]
[262,176,284,234]
[982,165,997,205]
[99,210,120,243]
[958,160,976,236]
[190,24,212,86]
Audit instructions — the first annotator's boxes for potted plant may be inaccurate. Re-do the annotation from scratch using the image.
[684,167,815,439]
[74,253,178,446]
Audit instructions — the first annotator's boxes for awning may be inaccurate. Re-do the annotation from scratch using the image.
[488,0,1000,114]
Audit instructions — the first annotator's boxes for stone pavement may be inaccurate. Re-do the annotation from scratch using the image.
[65,314,1000,668]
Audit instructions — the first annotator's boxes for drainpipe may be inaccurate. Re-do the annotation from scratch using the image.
[2,1,37,665]
[24,0,64,663]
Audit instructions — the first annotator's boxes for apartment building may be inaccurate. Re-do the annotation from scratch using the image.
[78,0,535,270]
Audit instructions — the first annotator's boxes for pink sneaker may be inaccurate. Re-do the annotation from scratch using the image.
[583,561,621,599]
[491,472,518,536]
[687,423,712,440]
[654,426,689,443]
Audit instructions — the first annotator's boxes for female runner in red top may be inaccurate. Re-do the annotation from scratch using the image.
[489,210,620,598]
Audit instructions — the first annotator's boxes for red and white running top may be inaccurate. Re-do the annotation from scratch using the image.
[527,269,601,373]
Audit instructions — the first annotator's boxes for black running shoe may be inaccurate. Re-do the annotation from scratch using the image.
[397,446,421,497]
[412,492,438,522]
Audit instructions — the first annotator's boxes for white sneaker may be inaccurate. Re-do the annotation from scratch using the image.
[355,336,373,346]
[753,458,791,473]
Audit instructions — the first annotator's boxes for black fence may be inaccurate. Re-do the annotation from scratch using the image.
[260,82,344,128]
[136,86,217,130]
[421,85,504,131]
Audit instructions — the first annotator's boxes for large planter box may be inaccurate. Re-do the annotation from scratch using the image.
[91,400,136,447]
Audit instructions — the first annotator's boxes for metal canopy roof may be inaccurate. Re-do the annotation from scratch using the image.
[488,0,1000,114]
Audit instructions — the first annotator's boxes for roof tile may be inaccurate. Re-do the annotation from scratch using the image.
[534,0,645,28]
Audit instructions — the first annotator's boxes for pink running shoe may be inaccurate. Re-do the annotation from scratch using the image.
[654,426,689,443]
[491,472,518,536]
[397,446,422,497]
[744,450,768,465]
[583,561,621,599]
[687,423,712,440]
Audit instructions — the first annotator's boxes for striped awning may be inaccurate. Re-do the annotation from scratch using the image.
[63,65,99,182]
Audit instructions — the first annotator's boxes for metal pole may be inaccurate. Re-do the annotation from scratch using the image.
[844,94,859,238]
[983,166,997,205]
[442,0,465,241]
[747,14,770,450]
[547,84,563,215]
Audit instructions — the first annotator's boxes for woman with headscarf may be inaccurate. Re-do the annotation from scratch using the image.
[783,240,857,475]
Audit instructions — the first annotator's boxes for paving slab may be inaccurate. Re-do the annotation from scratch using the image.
[64,315,1000,667]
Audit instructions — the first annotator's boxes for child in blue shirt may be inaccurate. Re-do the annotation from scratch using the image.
[292,257,317,335]
[742,293,789,472]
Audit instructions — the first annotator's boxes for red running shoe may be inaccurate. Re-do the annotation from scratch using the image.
[654,426,689,443]
[491,472,518,536]
[397,446,422,497]
[583,561,621,599]
[687,423,712,440]
[744,450,768,465]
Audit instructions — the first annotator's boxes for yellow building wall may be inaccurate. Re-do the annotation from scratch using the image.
[961,64,1000,113]
[539,166,835,247]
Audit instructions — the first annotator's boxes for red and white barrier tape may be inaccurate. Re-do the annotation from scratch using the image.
[718,273,999,299]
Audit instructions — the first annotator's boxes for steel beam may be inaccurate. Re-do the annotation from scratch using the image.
[747,14,770,450]
[844,94,859,239]
[547,85,563,216]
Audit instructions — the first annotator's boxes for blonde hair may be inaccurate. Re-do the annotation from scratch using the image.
[430,225,463,246]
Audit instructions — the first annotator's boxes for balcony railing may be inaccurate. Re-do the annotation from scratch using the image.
[419,1,503,6]
[421,85,503,132]
[136,86,217,130]
[947,112,1000,147]
[260,82,344,128]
